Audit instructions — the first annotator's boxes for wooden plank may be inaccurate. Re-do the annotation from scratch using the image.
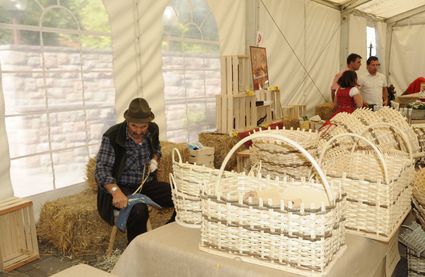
[0,201,31,217]
[221,95,228,133]
[248,96,257,128]
[233,97,239,130]
[226,57,232,96]
[215,95,222,131]
[28,205,39,255]
[232,56,239,94]
[240,96,246,128]
[0,197,26,210]
[3,253,39,272]
[220,56,227,96]
[227,95,233,133]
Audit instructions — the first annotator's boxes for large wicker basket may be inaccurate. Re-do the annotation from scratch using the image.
[200,132,346,275]
[319,132,414,242]
[250,128,319,179]
[171,148,237,228]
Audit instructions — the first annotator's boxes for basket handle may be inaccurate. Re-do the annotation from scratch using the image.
[172,148,183,164]
[359,122,413,160]
[216,131,335,204]
[169,172,178,190]
[317,133,390,184]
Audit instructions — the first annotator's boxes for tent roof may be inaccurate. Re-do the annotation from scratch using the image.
[323,0,425,19]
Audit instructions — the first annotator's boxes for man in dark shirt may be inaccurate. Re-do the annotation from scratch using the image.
[95,97,174,242]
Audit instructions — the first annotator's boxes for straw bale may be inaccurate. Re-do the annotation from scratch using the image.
[199,132,241,171]
[157,141,189,183]
[86,157,97,192]
[37,190,175,257]
[37,190,127,257]
[315,102,335,120]
[149,207,174,229]
[282,119,300,129]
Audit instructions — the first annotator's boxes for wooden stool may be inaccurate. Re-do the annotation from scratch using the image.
[106,212,152,256]
[236,149,251,173]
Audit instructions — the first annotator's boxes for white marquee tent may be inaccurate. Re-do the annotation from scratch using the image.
[1,0,425,216]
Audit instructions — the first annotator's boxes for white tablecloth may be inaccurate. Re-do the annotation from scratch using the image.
[113,223,392,277]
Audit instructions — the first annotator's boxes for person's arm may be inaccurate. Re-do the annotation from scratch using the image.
[95,136,128,208]
[382,86,389,106]
[353,94,363,108]
[350,87,363,108]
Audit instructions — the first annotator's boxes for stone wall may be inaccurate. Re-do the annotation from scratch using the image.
[0,45,116,195]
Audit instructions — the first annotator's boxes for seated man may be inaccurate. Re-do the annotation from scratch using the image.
[95,97,175,243]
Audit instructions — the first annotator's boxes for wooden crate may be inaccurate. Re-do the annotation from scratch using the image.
[216,55,257,134]
[282,104,306,120]
[0,197,39,272]
[188,147,215,168]
[256,89,282,121]
[216,94,257,133]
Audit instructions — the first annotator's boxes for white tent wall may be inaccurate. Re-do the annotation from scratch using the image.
[103,0,169,139]
[259,0,340,113]
[347,14,367,77]
[0,65,13,200]
[375,20,387,74]
[207,0,246,55]
[102,0,246,138]
[387,11,425,94]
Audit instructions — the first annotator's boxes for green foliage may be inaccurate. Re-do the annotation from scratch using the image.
[0,0,111,49]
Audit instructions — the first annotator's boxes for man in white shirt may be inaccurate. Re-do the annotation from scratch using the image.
[359,56,388,109]
[330,53,362,102]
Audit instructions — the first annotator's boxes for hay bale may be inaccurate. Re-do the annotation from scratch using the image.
[157,141,189,183]
[198,132,242,171]
[315,102,335,120]
[86,157,97,192]
[149,207,174,229]
[37,190,127,257]
[282,119,300,129]
[37,190,175,257]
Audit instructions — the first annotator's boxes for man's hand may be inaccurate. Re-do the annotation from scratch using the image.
[112,189,128,209]
[149,159,158,173]
[105,183,128,209]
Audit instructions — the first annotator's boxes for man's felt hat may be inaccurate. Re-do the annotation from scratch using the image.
[124,98,155,123]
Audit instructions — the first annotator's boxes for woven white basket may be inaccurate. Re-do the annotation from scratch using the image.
[171,148,238,228]
[200,132,346,275]
[250,128,319,179]
[319,131,414,242]
[399,222,425,277]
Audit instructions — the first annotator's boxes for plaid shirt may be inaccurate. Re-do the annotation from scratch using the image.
[95,128,156,190]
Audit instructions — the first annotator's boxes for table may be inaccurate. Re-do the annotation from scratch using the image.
[112,223,394,277]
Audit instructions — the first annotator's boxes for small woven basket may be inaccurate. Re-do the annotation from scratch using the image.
[171,148,238,228]
[200,132,346,275]
[250,128,319,179]
[319,130,415,242]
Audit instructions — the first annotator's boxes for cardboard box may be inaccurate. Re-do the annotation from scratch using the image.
[188,147,214,168]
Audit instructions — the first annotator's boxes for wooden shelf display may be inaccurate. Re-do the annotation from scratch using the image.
[216,55,282,134]
[0,197,39,272]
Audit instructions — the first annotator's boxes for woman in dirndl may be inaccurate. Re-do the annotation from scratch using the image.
[333,70,364,115]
